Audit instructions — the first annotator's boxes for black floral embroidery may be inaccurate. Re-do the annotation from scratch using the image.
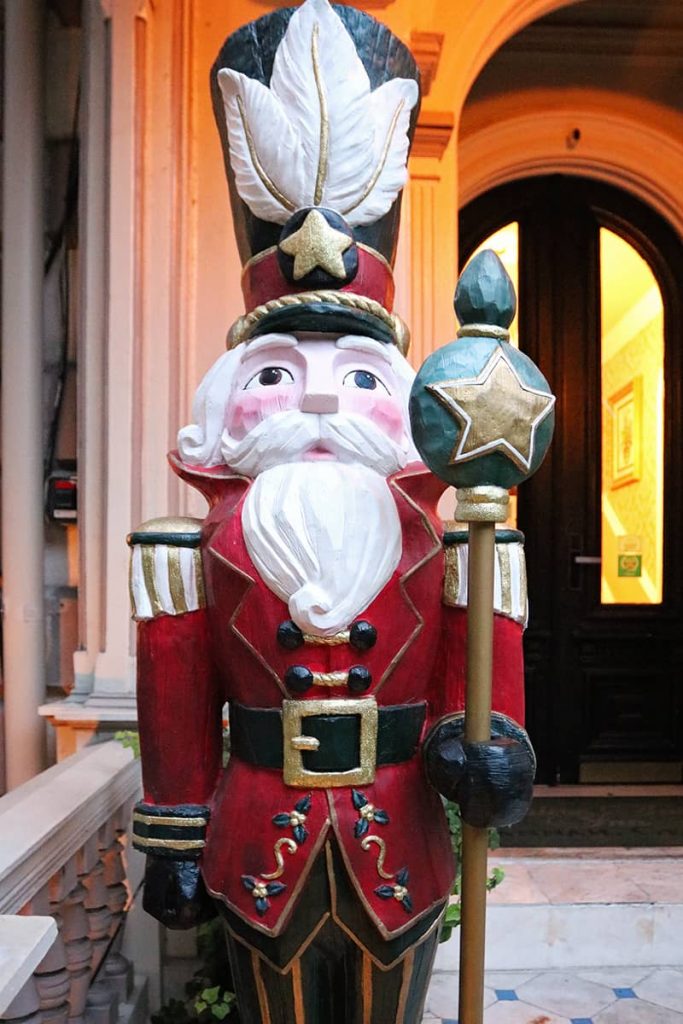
[272,793,312,844]
[351,789,390,838]
[374,867,413,914]
[241,875,287,917]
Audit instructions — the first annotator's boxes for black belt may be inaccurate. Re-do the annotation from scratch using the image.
[230,701,426,777]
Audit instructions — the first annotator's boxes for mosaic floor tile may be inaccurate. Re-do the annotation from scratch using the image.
[635,968,683,1012]
[517,972,616,1018]
[484,999,570,1023]
[594,1000,683,1023]
[577,970,653,989]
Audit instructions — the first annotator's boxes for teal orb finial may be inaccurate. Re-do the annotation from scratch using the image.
[454,249,516,330]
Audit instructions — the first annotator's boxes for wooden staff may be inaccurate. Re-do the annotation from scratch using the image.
[456,488,508,1024]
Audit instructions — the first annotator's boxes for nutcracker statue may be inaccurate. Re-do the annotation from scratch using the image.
[128,2,554,1022]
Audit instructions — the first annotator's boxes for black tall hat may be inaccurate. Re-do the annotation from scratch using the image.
[211,0,421,352]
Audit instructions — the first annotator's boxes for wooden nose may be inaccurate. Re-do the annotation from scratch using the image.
[301,393,339,414]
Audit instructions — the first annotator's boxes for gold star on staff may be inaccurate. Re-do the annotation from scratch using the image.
[279,209,352,280]
[427,348,555,472]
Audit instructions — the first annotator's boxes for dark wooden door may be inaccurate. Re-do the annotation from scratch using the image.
[461,176,683,784]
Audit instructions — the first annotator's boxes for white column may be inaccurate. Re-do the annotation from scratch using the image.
[71,0,108,698]
[2,0,46,787]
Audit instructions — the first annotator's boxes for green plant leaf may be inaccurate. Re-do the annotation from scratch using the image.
[211,1005,230,1020]
[194,1002,207,1015]
[201,987,220,1007]
[443,903,461,926]
[115,730,140,758]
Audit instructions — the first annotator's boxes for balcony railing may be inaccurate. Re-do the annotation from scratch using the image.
[0,742,144,1023]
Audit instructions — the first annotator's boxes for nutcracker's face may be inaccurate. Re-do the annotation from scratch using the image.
[225,334,406,451]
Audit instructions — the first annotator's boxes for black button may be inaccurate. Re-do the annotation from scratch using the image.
[347,666,372,693]
[285,666,314,693]
[350,620,377,651]
[277,620,304,650]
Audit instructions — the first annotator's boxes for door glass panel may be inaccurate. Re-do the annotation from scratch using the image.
[470,223,519,348]
[600,228,664,604]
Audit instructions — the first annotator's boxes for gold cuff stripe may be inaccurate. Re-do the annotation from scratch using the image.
[133,812,207,828]
[132,835,206,851]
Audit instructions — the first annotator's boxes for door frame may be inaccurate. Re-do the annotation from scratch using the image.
[460,175,683,782]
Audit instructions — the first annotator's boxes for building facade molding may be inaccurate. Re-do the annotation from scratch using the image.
[459,90,683,238]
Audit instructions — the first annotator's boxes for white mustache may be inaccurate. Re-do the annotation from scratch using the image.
[220,409,409,478]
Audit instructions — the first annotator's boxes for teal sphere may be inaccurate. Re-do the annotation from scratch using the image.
[409,337,555,489]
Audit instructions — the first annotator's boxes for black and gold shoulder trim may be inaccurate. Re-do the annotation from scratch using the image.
[128,516,205,620]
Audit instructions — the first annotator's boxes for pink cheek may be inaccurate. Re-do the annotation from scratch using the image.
[225,388,299,440]
[343,393,405,442]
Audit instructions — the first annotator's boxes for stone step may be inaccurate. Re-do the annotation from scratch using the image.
[434,848,683,972]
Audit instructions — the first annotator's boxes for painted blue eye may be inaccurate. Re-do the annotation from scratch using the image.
[344,370,378,391]
[244,366,294,389]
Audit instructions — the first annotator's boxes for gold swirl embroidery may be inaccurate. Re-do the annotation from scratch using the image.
[311,23,329,206]
[360,835,395,880]
[261,837,298,880]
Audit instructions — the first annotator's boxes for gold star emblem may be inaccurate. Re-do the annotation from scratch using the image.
[427,347,555,472]
[279,209,352,281]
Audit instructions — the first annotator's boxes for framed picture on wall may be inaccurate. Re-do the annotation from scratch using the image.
[609,377,642,489]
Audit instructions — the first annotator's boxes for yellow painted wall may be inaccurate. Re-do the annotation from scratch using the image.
[601,296,664,604]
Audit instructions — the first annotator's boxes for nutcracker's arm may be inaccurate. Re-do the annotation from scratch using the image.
[128,517,224,927]
[424,529,536,828]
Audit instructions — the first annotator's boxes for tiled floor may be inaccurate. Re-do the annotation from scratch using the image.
[423,967,683,1022]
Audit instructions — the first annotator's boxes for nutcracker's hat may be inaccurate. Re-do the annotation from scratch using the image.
[212,0,420,354]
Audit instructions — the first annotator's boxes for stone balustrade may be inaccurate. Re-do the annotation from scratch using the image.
[0,742,145,1024]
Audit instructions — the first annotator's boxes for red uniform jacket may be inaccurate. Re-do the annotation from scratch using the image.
[134,456,526,940]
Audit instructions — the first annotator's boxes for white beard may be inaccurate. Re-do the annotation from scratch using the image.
[241,461,402,636]
[220,409,410,479]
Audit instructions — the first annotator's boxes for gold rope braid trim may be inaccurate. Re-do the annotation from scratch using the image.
[311,671,348,688]
[228,291,410,355]
[360,835,395,881]
[132,835,205,851]
[261,837,298,881]
[303,630,350,647]
[133,811,207,828]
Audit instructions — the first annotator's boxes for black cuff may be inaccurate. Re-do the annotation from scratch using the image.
[132,802,210,860]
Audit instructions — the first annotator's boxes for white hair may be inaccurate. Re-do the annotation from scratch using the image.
[177,335,419,467]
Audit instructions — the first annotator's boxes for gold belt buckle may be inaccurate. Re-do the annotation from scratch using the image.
[282,697,378,788]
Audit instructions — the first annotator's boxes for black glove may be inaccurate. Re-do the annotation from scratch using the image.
[424,713,535,829]
[143,856,217,929]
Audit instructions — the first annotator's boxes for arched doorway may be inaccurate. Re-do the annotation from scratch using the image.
[461,176,683,785]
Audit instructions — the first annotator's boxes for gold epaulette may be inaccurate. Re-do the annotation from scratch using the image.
[442,528,528,626]
[127,516,205,621]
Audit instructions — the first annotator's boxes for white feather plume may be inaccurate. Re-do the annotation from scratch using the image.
[217,0,418,227]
